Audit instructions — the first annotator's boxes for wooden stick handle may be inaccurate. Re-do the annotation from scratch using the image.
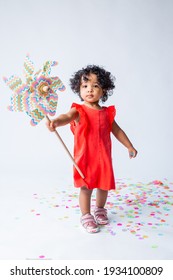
[46,116,85,179]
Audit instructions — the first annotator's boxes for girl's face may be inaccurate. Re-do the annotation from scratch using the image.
[80,73,103,104]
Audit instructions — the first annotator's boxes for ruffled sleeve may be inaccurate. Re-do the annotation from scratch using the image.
[70,103,87,134]
[107,106,116,128]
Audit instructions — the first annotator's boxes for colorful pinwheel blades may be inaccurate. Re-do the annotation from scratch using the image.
[3,55,66,125]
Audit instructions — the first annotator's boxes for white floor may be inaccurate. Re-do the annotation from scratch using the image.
[0,174,173,260]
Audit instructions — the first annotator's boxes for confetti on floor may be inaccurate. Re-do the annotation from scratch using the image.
[30,178,173,250]
[101,179,173,242]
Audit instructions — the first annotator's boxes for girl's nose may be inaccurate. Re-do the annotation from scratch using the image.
[88,86,93,92]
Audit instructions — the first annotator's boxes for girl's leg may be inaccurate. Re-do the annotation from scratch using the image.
[79,187,99,233]
[95,189,109,225]
[79,186,93,215]
[96,189,108,208]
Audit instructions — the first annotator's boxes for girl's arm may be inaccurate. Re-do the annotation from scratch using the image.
[46,107,79,132]
[112,120,137,158]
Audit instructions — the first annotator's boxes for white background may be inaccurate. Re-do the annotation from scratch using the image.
[0,0,173,263]
[0,0,173,186]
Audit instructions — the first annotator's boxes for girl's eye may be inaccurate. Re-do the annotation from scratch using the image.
[81,84,87,88]
[94,84,100,88]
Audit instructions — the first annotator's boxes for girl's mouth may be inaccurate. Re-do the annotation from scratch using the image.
[86,95,94,98]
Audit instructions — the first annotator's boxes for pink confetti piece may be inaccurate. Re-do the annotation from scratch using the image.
[39,255,45,259]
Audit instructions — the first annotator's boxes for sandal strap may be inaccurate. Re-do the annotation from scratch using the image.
[81,213,99,233]
[94,207,107,218]
[81,213,96,226]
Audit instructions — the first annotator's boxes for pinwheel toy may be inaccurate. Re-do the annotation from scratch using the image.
[3,55,84,179]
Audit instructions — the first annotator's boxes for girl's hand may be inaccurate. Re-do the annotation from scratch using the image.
[46,119,58,132]
[128,147,138,159]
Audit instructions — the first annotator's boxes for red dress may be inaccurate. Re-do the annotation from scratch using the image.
[70,103,116,191]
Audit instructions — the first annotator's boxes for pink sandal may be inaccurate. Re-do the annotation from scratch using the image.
[94,207,109,225]
[81,213,100,233]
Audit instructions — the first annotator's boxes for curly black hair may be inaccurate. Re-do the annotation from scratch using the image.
[69,65,115,102]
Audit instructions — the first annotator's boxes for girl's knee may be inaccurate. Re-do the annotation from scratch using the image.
[97,189,108,195]
[80,186,92,195]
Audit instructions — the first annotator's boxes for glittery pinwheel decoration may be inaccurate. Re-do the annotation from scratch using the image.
[3,54,65,125]
[4,55,84,179]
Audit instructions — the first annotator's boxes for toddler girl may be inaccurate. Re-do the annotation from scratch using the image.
[46,65,137,233]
